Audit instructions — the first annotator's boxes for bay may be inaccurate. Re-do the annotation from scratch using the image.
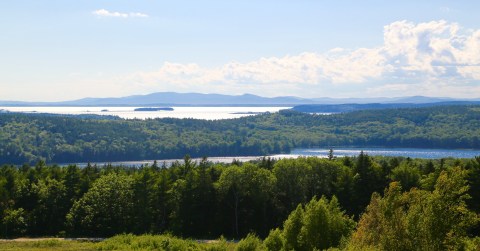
[0,106,291,120]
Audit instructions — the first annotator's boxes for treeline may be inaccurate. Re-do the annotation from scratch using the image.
[1,105,480,165]
[291,101,480,113]
[1,154,480,249]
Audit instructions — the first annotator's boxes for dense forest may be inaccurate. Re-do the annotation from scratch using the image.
[1,105,480,165]
[291,101,480,113]
[1,154,480,250]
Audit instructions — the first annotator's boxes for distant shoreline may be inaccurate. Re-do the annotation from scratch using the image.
[0,104,294,107]
[134,107,174,111]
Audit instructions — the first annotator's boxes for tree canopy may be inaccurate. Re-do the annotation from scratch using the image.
[1,105,480,165]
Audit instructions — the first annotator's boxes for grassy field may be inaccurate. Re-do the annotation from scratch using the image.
[0,239,96,251]
[0,235,237,251]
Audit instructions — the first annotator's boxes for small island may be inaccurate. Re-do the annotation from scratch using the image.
[134,107,174,112]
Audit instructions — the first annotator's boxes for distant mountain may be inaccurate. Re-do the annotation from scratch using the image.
[0,93,314,106]
[57,92,314,106]
[0,92,478,106]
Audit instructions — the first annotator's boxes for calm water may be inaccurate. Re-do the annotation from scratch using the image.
[290,147,480,159]
[67,147,480,167]
[0,106,290,120]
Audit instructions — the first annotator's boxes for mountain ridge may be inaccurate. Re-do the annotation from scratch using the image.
[0,92,478,106]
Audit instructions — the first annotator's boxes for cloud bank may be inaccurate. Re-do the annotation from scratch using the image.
[92,9,148,18]
[127,20,480,97]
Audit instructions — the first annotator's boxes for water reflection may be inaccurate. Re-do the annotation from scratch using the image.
[64,147,480,167]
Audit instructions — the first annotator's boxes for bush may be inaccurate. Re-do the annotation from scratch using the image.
[282,196,355,251]
[96,234,201,250]
[235,233,265,251]
[204,237,232,251]
[263,228,283,251]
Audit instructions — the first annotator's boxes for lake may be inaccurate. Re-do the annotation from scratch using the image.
[66,147,480,167]
[289,147,480,159]
[0,106,291,120]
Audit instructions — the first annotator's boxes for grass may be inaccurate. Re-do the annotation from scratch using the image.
[0,239,96,250]
[0,235,237,251]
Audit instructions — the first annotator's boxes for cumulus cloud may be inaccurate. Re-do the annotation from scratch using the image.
[92,9,148,18]
[133,51,385,88]
[381,20,478,78]
[126,20,480,97]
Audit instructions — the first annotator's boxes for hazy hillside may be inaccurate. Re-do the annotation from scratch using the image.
[292,101,480,113]
[1,105,480,165]
[1,92,478,106]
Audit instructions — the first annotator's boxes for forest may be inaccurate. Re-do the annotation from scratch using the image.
[291,101,480,113]
[2,105,480,249]
[1,105,480,165]
[1,154,480,250]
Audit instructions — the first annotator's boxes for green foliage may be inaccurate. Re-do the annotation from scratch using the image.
[270,196,355,251]
[462,237,480,251]
[2,208,27,237]
[263,228,283,251]
[466,156,480,212]
[0,239,96,251]
[273,157,350,219]
[299,197,355,250]
[352,152,386,216]
[348,167,479,250]
[235,233,265,251]
[96,234,202,251]
[2,105,480,165]
[282,204,304,251]
[1,107,480,248]
[308,197,356,250]
[216,163,276,237]
[273,159,309,218]
[0,154,480,248]
[66,173,135,236]
[204,237,234,251]
[34,177,68,235]
[31,239,63,248]
[389,162,421,191]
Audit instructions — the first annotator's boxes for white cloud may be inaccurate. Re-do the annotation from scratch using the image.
[92,9,148,18]
[129,12,149,18]
[113,20,480,98]
[381,20,476,78]
[133,50,385,88]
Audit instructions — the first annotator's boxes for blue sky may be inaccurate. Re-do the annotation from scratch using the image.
[1,1,480,101]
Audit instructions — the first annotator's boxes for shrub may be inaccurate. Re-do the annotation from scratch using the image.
[235,233,265,251]
[263,228,283,251]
